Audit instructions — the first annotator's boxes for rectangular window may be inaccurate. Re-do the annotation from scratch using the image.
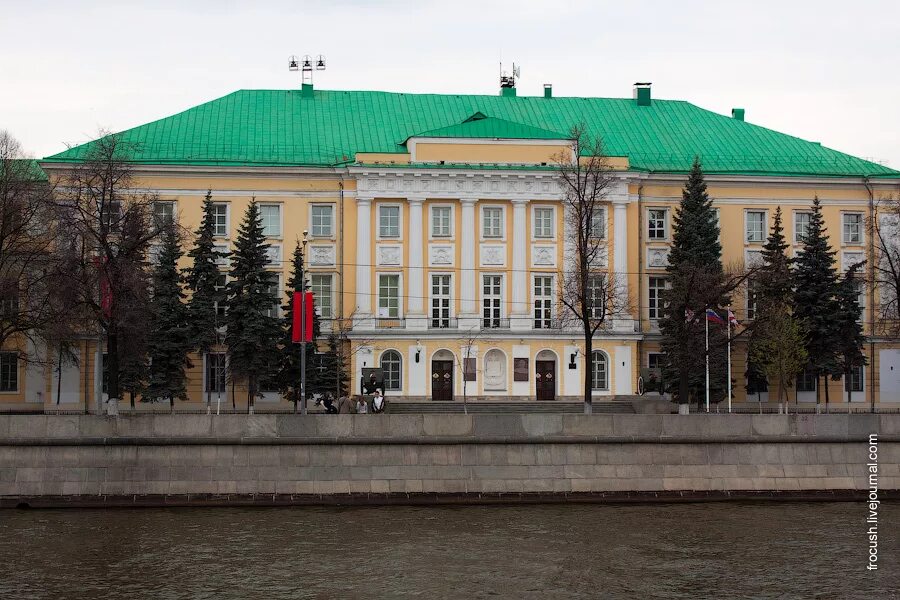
[205,353,226,393]
[378,274,400,318]
[482,274,502,328]
[648,276,667,320]
[586,275,606,320]
[794,212,811,243]
[797,369,817,393]
[311,205,334,238]
[747,279,759,321]
[843,213,862,244]
[648,209,666,240]
[845,365,864,392]
[214,273,227,318]
[212,203,229,237]
[102,200,123,232]
[589,207,606,239]
[746,211,765,243]
[212,243,230,268]
[432,206,451,237]
[647,352,664,370]
[259,204,281,237]
[310,274,333,319]
[534,207,554,239]
[263,276,281,319]
[265,244,282,268]
[482,207,503,238]
[431,274,451,328]
[153,201,175,227]
[379,206,400,238]
[0,284,19,317]
[0,352,17,392]
[534,275,553,329]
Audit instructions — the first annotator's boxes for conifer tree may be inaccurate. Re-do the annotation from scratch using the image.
[793,197,841,408]
[225,199,280,412]
[660,158,729,407]
[145,223,192,408]
[313,333,349,400]
[835,263,867,403]
[757,207,792,304]
[185,191,225,410]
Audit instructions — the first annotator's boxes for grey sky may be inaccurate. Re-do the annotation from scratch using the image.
[3,0,898,168]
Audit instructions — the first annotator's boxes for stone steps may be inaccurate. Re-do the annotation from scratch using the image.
[386,401,635,414]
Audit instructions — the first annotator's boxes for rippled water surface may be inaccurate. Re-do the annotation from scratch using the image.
[1,502,898,599]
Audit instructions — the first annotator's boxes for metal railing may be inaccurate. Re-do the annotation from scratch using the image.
[482,317,511,330]
[428,317,458,330]
[375,317,406,329]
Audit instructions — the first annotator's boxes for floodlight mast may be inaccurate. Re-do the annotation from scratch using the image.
[288,54,326,85]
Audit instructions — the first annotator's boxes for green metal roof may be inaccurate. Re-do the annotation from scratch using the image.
[408,114,570,142]
[43,88,899,178]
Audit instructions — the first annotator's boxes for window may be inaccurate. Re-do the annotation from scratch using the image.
[482,207,503,238]
[379,205,400,238]
[378,274,400,318]
[102,200,123,232]
[0,284,19,317]
[214,273,227,318]
[153,201,175,227]
[380,350,402,391]
[746,279,759,321]
[589,207,606,239]
[648,277,667,320]
[213,243,230,268]
[310,274,333,319]
[591,351,608,390]
[794,212,811,243]
[747,372,768,396]
[263,275,281,319]
[482,274,502,328]
[534,275,553,329]
[534,207,554,239]
[311,205,334,237]
[265,244,282,268]
[205,353,226,393]
[797,369,817,393]
[259,204,281,237]
[212,203,229,237]
[586,275,606,320]
[431,274,451,328]
[746,211,765,243]
[432,206,451,237]
[843,213,862,244]
[647,352,664,370]
[0,352,17,392]
[648,209,667,240]
[845,365,864,393]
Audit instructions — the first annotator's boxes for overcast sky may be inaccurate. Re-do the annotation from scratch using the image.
[2,0,898,168]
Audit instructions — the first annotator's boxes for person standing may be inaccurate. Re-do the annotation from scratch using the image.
[356,396,368,414]
[337,395,353,414]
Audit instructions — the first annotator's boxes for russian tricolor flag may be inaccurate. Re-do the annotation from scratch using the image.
[705,308,725,325]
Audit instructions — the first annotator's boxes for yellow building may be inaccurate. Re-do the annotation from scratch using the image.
[9,80,897,411]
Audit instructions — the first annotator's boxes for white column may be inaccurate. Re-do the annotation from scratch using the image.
[611,194,634,332]
[406,197,427,330]
[458,198,479,329]
[354,197,374,328]
[510,198,530,331]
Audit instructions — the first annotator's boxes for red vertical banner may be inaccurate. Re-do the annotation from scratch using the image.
[292,291,315,343]
[304,291,314,342]
[292,291,302,343]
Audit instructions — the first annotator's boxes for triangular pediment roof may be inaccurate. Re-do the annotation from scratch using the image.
[407,114,571,143]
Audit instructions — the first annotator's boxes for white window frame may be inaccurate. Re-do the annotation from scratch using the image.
[647,208,667,241]
[589,206,607,240]
[648,276,668,320]
[481,273,504,328]
[263,273,283,319]
[590,350,609,391]
[532,205,555,240]
[204,352,228,394]
[430,204,454,239]
[586,274,606,320]
[377,272,402,319]
[647,352,664,370]
[380,350,403,392]
[842,212,863,245]
[481,205,506,241]
[153,200,177,227]
[212,202,230,238]
[533,274,554,329]
[377,203,403,240]
[258,203,283,238]
[310,273,334,320]
[845,365,865,396]
[745,210,767,244]
[309,204,335,239]
[430,272,453,328]
[794,210,812,244]
[213,273,228,319]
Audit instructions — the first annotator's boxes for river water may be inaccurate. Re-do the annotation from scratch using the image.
[1,502,897,599]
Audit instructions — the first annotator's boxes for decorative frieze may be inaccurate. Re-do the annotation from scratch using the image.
[532,245,556,267]
[354,170,564,202]
[376,244,403,266]
[842,250,865,272]
[745,249,764,268]
[429,244,454,266]
[480,244,506,267]
[646,247,669,269]
[309,244,336,266]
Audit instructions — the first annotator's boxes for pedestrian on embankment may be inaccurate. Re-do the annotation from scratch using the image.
[337,395,353,414]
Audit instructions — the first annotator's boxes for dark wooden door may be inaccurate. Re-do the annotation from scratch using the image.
[535,360,556,401]
[432,360,454,401]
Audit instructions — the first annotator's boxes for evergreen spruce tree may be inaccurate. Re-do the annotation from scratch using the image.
[757,207,792,304]
[225,199,281,412]
[145,223,193,409]
[276,241,322,410]
[659,158,729,408]
[834,263,867,403]
[185,191,225,410]
[793,197,841,408]
[313,333,350,400]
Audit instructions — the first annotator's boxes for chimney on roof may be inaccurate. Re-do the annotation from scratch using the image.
[634,82,652,106]
[301,83,314,98]
[731,108,745,121]
[544,84,553,99]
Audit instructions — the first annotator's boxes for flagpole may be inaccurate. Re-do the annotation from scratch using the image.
[727,306,732,414]
[705,311,710,413]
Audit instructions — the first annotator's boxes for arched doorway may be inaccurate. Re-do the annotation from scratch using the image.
[431,349,455,402]
[535,350,557,401]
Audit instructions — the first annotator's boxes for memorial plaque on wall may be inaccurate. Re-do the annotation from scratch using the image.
[514,358,529,382]
[463,357,477,381]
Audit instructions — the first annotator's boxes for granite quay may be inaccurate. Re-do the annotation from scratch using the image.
[1,414,898,508]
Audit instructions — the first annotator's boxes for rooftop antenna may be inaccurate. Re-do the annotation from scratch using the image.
[288,54,326,85]
[499,62,520,88]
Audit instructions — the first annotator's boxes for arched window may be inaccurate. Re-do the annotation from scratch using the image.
[591,351,608,391]
[380,350,402,391]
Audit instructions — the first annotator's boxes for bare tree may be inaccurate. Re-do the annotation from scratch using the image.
[53,133,161,412]
[871,194,900,337]
[554,126,628,413]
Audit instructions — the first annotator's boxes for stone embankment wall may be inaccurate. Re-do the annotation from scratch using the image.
[1,414,898,507]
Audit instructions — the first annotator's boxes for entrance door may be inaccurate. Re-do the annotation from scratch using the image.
[432,360,454,401]
[880,350,900,402]
[535,360,556,401]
